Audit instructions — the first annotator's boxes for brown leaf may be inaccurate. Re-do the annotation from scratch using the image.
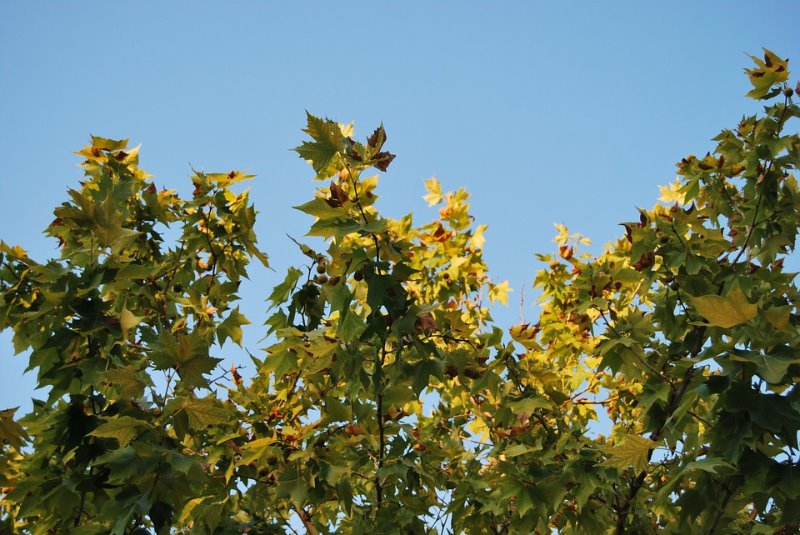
[367,127,385,149]
[415,312,437,333]
[329,181,349,206]
[372,151,396,172]
[633,251,654,272]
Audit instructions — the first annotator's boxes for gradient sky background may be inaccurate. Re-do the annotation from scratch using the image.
[1,2,799,413]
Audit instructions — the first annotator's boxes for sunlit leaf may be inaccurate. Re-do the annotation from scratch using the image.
[690,287,757,328]
[601,434,658,473]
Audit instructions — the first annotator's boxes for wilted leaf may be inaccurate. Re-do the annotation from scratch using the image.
[371,151,396,172]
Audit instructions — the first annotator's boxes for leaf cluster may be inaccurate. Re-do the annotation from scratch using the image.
[1,49,800,534]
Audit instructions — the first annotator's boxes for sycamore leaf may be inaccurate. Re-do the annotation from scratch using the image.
[217,307,250,347]
[503,444,533,458]
[745,48,789,99]
[658,178,686,204]
[152,331,220,387]
[177,355,223,388]
[89,416,147,447]
[412,358,444,396]
[471,224,487,250]
[764,305,791,331]
[178,497,209,525]
[509,397,550,415]
[656,457,735,504]
[268,267,303,308]
[275,467,308,508]
[423,177,442,206]
[466,417,490,444]
[728,348,800,384]
[103,366,152,398]
[239,436,279,465]
[90,136,128,151]
[488,280,511,305]
[119,307,142,342]
[509,323,539,349]
[294,113,345,179]
[690,287,757,328]
[0,408,27,450]
[601,434,658,473]
[178,398,231,430]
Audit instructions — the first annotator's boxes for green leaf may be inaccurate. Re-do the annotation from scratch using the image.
[294,197,346,219]
[0,408,27,450]
[267,267,303,308]
[601,434,658,473]
[690,287,757,328]
[174,398,231,430]
[656,457,735,503]
[177,354,223,388]
[239,436,279,465]
[412,358,444,396]
[503,444,533,458]
[509,397,551,415]
[217,307,250,347]
[337,479,353,516]
[728,348,800,384]
[151,331,220,387]
[89,416,147,447]
[275,467,308,507]
[294,113,345,179]
[764,305,791,331]
[103,366,152,398]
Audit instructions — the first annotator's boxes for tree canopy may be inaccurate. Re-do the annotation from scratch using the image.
[1,50,799,534]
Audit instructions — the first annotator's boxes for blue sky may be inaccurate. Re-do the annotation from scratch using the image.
[1,2,799,411]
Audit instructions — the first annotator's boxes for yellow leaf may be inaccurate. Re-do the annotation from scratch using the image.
[488,280,511,305]
[658,178,686,204]
[338,122,354,138]
[510,323,539,349]
[690,287,757,328]
[764,305,791,331]
[119,307,142,342]
[601,434,658,473]
[467,417,489,444]
[471,224,487,250]
[745,48,789,99]
[423,177,442,206]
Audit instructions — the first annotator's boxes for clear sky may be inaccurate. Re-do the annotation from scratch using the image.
[1,2,799,412]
